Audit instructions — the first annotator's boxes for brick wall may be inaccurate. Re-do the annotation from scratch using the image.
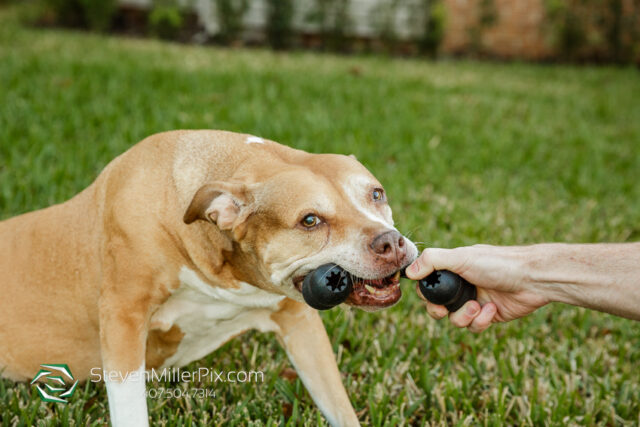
[442,0,640,61]
[442,0,552,59]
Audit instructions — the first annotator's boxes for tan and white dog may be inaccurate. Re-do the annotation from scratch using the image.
[0,130,417,426]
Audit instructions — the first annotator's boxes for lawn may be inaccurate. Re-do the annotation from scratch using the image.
[1,3,640,426]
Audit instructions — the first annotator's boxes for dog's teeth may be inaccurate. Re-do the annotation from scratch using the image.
[364,285,376,294]
[393,271,400,281]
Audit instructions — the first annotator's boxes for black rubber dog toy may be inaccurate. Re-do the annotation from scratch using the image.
[302,263,353,310]
[302,264,477,312]
[402,269,477,312]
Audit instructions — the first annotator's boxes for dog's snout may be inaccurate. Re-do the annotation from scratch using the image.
[369,230,406,266]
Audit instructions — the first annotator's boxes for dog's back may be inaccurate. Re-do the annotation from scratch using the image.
[0,130,294,380]
[0,188,103,380]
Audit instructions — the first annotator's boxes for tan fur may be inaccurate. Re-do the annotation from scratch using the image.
[270,299,359,426]
[0,130,414,426]
[145,325,185,370]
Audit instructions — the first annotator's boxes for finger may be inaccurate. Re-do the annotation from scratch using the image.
[448,300,481,328]
[406,248,452,280]
[467,303,497,333]
[425,301,449,320]
[415,282,427,301]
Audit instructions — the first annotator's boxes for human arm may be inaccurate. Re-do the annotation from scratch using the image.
[406,243,640,332]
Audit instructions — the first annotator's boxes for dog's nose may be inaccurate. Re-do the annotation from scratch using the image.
[369,230,406,266]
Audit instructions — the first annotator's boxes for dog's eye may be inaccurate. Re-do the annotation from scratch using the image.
[372,188,384,201]
[301,214,320,228]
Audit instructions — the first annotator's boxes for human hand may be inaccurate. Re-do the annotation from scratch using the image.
[406,245,550,332]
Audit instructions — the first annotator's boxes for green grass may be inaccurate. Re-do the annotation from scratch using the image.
[2,4,640,426]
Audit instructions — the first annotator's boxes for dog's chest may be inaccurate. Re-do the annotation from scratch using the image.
[149,267,285,368]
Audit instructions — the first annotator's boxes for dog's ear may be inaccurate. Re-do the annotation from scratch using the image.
[183,182,253,231]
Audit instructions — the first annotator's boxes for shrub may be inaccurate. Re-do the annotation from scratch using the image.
[41,0,84,27]
[78,0,116,32]
[545,0,640,63]
[370,0,402,52]
[464,0,497,56]
[148,0,184,40]
[265,0,294,49]
[478,0,497,28]
[545,0,585,60]
[41,0,115,31]
[603,0,640,64]
[214,0,249,44]
[417,0,445,57]
[307,0,352,51]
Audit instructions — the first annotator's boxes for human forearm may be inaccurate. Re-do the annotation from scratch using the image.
[523,243,640,320]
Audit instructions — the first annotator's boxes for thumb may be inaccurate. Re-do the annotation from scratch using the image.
[406,248,467,280]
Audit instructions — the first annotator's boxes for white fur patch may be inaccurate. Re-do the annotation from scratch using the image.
[150,267,284,367]
[105,363,148,427]
[245,136,265,145]
[342,175,394,228]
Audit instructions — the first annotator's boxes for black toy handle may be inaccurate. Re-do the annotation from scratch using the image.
[418,270,477,312]
[302,263,353,310]
[401,269,477,312]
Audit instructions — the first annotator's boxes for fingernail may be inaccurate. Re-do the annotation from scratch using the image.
[466,304,479,316]
[408,262,417,274]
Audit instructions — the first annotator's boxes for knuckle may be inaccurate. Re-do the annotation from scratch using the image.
[429,311,444,321]
[449,312,470,328]
[426,303,447,319]
[468,325,483,334]
[450,319,466,328]
[435,310,448,320]
[469,321,491,333]
[420,248,437,264]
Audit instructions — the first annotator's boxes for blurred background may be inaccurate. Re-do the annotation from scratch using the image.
[1,0,639,425]
[28,0,640,64]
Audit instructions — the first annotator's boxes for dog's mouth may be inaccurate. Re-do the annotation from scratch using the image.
[345,270,402,308]
[293,269,403,309]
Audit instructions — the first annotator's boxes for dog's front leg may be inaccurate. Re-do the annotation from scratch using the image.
[100,289,150,427]
[272,300,360,427]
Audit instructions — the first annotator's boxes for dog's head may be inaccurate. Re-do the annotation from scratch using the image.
[184,151,417,311]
